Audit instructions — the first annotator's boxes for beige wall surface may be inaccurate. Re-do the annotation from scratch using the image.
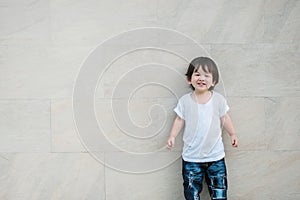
[0,0,299,199]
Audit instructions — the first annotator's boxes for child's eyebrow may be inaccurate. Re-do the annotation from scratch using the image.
[193,71,211,75]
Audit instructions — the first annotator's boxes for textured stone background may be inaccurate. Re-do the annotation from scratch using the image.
[0,0,299,199]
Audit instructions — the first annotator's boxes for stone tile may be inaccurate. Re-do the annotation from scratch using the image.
[0,45,90,99]
[265,97,300,150]
[49,0,159,46]
[51,99,85,152]
[104,151,182,174]
[94,98,183,153]
[263,0,300,44]
[263,44,300,97]
[176,0,264,44]
[223,97,266,151]
[225,150,300,199]
[211,44,300,97]
[105,152,183,200]
[0,100,50,152]
[0,0,51,46]
[0,153,105,200]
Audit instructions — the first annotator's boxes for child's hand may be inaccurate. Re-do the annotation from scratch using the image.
[231,135,239,147]
[167,136,175,149]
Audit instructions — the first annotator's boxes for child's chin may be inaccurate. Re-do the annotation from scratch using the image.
[195,88,209,92]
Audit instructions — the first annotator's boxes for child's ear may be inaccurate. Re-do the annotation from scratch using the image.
[186,77,191,84]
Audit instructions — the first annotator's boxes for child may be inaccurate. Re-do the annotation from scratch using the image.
[167,57,238,200]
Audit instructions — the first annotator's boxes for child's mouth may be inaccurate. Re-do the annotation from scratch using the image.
[197,82,206,87]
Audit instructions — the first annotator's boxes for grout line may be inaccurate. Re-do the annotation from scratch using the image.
[0,149,298,153]
[104,153,107,200]
[0,98,69,101]
[50,99,52,153]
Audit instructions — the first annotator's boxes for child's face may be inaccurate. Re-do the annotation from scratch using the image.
[188,66,215,92]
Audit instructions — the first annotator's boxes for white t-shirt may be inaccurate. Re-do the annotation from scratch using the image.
[174,91,229,162]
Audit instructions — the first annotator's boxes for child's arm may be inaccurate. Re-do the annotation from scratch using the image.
[167,116,185,149]
[221,113,238,147]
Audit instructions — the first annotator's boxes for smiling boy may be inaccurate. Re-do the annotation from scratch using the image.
[167,57,238,200]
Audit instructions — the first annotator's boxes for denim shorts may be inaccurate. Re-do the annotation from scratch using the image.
[182,158,227,200]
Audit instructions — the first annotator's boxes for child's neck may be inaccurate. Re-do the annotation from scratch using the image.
[193,90,212,104]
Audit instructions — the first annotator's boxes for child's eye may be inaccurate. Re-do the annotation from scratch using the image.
[205,74,211,77]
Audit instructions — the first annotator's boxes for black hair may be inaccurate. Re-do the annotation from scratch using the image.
[185,57,219,90]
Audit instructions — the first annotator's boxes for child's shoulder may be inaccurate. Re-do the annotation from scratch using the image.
[213,91,225,98]
[176,92,193,106]
[212,91,227,102]
[179,92,193,101]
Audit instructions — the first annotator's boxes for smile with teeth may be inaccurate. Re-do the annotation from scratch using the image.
[197,82,206,87]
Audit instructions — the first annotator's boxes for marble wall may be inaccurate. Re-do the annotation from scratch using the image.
[0,0,299,199]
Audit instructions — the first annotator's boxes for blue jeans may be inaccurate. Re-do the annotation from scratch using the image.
[182,158,227,200]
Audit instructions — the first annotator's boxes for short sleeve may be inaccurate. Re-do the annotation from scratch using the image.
[219,97,229,117]
[174,100,185,120]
